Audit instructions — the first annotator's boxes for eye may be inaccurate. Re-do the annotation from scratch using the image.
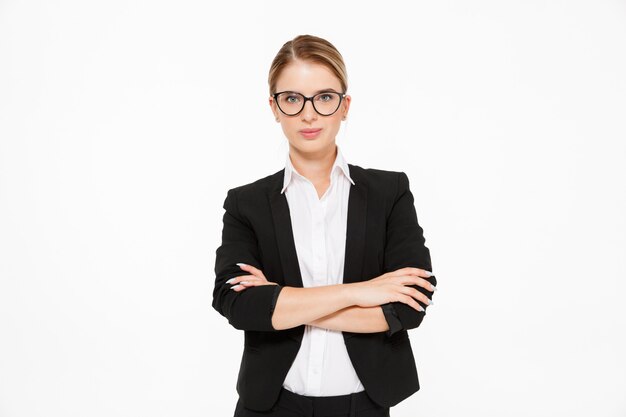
[317,93,336,102]
[285,94,301,103]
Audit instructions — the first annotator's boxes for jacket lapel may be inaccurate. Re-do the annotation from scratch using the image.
[268,164,368,288]
[342,164,368,284]
[269,171,303,288]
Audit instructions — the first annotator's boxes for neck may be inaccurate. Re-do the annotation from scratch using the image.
[289,144,337,184]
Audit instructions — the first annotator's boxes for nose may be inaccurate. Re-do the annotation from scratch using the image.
[300,98,317,121]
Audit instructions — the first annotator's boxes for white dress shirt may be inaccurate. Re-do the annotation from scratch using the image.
[281,144,365,396]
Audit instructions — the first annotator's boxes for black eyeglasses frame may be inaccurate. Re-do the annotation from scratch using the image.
[272,90,347,116]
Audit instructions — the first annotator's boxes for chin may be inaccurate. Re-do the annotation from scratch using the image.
[290,135,332,150]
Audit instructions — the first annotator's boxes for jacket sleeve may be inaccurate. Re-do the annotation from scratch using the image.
[382,171,437,334]
[380,303,403,337]
[212,187,284,332]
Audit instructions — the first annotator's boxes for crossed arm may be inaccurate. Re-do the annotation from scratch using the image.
[213,172,435,336]
[308,305,392,333]
[269,284,393,333]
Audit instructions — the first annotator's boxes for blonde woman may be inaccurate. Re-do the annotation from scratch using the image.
[213,34,437,417]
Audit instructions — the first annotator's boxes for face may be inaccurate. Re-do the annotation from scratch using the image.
[269,60,351,157]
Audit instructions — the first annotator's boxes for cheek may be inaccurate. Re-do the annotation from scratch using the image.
[325,119,342,135]
[283,122,298,135]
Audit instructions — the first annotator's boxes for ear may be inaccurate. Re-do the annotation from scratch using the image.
[342,94,352,117]
[269,97,280,121]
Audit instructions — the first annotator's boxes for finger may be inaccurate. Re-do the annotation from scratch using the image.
[236,263,267,280]
[394,275,436,292]
[237,278,264,286]
[230,278,264,290]
[385,269,406,278]
[397,294,425,312]
[237,262,261,274]
[240,281,278,288]
[403,267,434,278]
[231,280,278,291]
[230,282,265,291]
[237,263,259,278]
[225,274,255,286]
[408,275,436,292]
[399,286,433,306]
[387,267,432,279]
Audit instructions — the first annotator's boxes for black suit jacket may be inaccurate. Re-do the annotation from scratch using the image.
[212,164,437,411]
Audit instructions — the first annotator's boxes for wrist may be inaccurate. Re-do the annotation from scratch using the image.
[340,282,356,307]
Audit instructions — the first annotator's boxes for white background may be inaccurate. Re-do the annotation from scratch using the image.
[1,1,625,416]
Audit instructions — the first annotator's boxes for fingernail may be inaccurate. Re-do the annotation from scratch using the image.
[432,285,437,292]
[428,299,434,306]
[419,305,425,312]
[226,278,235,284]
[230,285,241,290]
[426,271,434,277]
[240,281,248,285]
[236,263,247,268]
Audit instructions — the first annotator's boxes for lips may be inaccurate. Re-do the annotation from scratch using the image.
[299,128,323,140]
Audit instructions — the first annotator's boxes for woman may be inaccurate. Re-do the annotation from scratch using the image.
[213,34,437,417]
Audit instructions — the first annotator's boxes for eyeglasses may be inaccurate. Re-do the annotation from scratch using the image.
[272,90,346,116]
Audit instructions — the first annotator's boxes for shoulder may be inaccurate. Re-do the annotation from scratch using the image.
[223,168,283,203]
[348,163,408,193]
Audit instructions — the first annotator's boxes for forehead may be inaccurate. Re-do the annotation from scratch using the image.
[275,60,342,94]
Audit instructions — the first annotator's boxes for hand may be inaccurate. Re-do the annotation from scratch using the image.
[226,263,278,292]
[348,267,435,312]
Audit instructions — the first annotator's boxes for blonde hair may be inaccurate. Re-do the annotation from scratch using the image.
[268,34,348,96]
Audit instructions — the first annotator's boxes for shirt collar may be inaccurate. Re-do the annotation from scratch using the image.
[281,145,355,194]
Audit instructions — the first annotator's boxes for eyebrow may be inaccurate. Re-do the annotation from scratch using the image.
[282,88,341,94]
[313,88,340,94]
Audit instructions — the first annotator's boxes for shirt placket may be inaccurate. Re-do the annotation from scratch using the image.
[306,184,329,395]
